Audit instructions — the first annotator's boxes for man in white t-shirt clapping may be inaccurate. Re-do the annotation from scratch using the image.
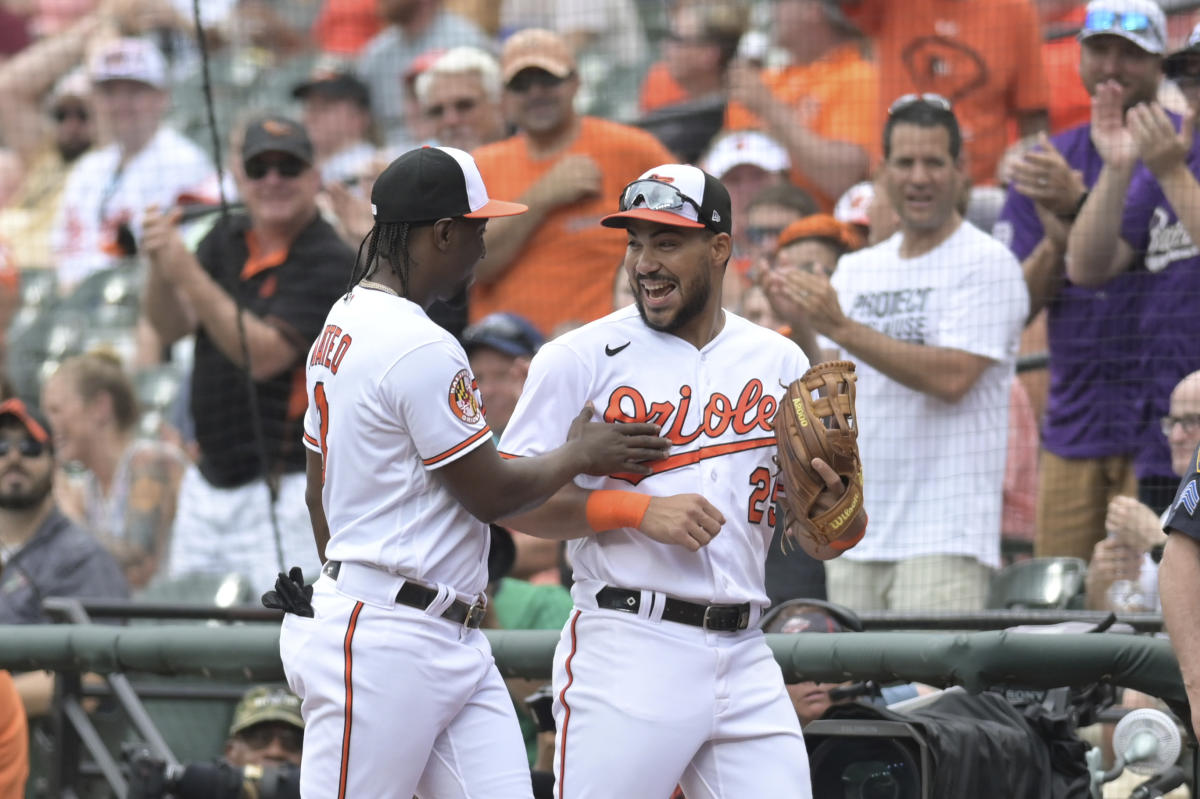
[763,95,1028,611]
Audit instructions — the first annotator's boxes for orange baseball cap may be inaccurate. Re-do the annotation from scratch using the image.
[501,29,576,84]
[776,214,863,254]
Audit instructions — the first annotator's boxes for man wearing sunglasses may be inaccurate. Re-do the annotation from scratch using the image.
[470,28,674,337]
[498,163,855,798]
[0,399,127,716]
[1068,12,1200,522]
[0,21,96,275]
[993,0,1167,563]
[140,116,355,594]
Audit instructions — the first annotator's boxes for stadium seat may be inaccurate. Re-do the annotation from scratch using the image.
[986,557,1088,610]
[58,261,143,316]
[133,363,186,439]
[134,571,257,607]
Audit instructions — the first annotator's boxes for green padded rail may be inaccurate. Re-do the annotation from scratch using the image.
[0,627,1185,707]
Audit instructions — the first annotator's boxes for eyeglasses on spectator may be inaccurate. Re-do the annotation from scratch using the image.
[1161,414,1200,436]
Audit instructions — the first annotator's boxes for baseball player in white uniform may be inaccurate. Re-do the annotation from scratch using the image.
[276,146,671,799]
[500,164,849,798]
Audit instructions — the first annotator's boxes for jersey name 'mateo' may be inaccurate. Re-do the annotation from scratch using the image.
[500,305,808,606]
[301,288,493,597]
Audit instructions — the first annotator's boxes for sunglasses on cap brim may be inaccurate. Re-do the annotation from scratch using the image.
[617,179,706,223]
[1083,9,1153,35]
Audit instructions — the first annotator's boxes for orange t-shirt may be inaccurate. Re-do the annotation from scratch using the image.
[1043,4,1091,135]
[639,61,692,114]
[844,0,1050,186]
[311,0,384,56]
[0,671,28,799]
[724,43,880,209]
[470,117,676,334]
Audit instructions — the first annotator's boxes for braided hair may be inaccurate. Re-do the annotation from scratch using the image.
[346,221,417,296]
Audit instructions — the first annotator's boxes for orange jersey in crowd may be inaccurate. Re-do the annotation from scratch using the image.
[311,0,383,55]
[470,117,675,335]
[1042,4,1092,135]
[844,0,1050,185]
[0,671,27,799]
[725,43,880,209]
[639,62,692,113]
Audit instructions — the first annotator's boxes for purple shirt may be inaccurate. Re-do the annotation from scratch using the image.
[994,123,1145,460]
[1120,127,1200,479]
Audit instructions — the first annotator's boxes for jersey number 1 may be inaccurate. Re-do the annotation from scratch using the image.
[314,381,330,482]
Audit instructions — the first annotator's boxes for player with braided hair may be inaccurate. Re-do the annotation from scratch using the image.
[274,146,673,799]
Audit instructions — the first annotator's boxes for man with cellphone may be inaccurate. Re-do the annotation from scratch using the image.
[140,116,354,593]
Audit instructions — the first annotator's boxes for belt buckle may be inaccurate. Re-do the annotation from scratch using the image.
[464,602,487,629]
[702,604,745,632]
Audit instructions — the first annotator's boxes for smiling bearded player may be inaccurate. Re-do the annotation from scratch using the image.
[496,163,858,799]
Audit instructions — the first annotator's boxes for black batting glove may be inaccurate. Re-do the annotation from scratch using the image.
[261,566,314,617]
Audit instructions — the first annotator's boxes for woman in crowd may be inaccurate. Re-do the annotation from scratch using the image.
[41,351,187,589]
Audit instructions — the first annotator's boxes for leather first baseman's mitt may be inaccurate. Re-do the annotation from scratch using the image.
[773,361,867,560]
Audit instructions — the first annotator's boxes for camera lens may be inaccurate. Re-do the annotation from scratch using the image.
[809,738,921,799]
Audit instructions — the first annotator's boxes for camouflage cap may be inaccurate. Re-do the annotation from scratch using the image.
[228,686,304,736]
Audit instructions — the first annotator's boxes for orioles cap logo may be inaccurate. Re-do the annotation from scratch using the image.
[262,119,292,137]
[448,369,481,425]
[647,173,675,183]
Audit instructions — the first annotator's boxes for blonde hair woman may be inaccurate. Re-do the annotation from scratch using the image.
[41,352,187,588]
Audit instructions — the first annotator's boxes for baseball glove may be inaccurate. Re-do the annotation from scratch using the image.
[773,361,867,560]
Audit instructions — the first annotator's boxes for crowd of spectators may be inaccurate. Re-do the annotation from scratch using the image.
[3,0,1200,792]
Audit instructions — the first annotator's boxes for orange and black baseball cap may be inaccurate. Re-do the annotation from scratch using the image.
[370,146,527,224]
[601,163,732,236]
[0,398,52,448]
[775,214,864,254]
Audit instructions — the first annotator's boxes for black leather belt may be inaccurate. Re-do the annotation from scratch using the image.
[323,561,486,629]
[596,585,752,632]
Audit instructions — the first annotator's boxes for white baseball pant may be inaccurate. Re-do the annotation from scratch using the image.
[551,606,812,799]
[279,571,532,798]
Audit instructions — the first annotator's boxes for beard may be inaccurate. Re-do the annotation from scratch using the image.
[58,139,91,163]
[0,469,53,510]
[634,268,712,334]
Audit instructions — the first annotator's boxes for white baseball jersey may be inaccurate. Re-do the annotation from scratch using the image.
[301,287,492,596]
[500,305,809,607]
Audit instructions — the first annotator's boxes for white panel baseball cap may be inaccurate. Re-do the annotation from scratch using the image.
[1078,0,1167,56]
[700,130,791,179]
[601,163,732,235]
[89,37,168,89]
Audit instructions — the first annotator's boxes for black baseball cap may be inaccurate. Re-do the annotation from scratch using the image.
[292,70,371,109]
[462,312,544,358]
[242,116,314,166]
[370,146,527,224]
[601,163,732,236]
[0,398,53,448]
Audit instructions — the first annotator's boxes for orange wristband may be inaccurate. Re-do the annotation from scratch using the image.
[585,490,651,532]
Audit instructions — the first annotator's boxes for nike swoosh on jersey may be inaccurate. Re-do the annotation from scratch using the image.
[605,342,631,356]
